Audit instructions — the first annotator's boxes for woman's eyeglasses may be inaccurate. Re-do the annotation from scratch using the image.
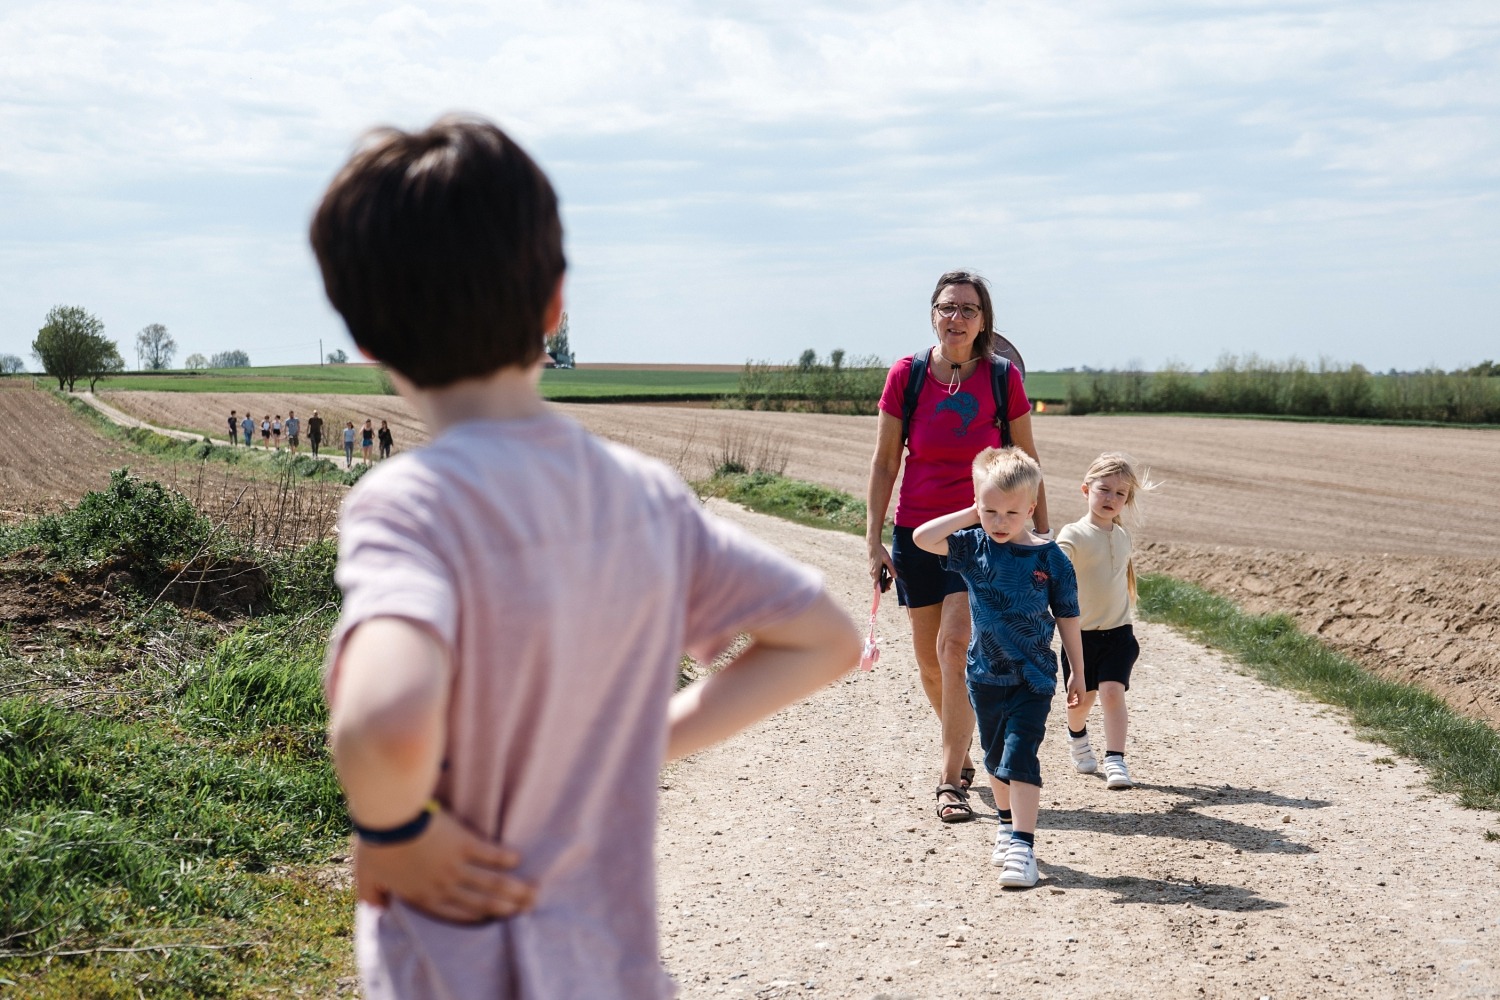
[934,303,982,320]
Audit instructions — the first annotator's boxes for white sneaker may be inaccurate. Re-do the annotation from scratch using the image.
[1069,734,1098,774]
[998,841,1038,888]
[990,821,1015,866]
[1103,755,1133,789]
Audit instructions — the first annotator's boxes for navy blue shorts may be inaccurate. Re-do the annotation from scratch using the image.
[890,525,968,609]
[970,682,1052,787]
[1061,624,1139,692]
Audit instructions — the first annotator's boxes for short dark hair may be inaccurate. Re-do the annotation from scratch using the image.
[930,270,995,359]
[310,115,566,387]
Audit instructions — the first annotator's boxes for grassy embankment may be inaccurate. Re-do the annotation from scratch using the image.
[0,472,351,997]
[700,466,1500,819]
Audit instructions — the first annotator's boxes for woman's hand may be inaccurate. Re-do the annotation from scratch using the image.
[868,542,895,584]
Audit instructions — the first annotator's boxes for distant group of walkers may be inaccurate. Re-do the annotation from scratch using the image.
[225,408,395,467]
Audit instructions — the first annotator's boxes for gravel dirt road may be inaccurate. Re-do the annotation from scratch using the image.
[661,502,1500,999]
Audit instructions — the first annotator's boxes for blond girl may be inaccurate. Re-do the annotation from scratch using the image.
[1056,453,1157,789]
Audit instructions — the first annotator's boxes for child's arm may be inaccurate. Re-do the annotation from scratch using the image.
[329,617,535,922]
[912,505,981,556]
[667,590,860,760]
[1056,616,1086,709]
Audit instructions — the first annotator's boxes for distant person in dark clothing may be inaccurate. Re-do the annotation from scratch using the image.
[361,419,375,463]
[308,410,324,457]
[378,419,394,460]
[228,410,239,446]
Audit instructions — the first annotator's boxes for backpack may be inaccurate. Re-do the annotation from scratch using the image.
[900,336,1026,449]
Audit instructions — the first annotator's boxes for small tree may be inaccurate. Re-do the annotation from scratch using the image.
[545,311,571,365]
[210,349,251,368]
[830,348,845,371]
[327,348,349,364]
[87,343,126,391]
[797,348,818,371]
[32,305,119,391]
[0,353,24,374]
[135,323,176,370]
[184,353,208,370]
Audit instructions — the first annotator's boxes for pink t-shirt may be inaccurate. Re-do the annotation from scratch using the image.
[877,352,1031,528]
[325,412,822,1000]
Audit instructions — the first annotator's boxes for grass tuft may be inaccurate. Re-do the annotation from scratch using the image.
[696,470,867,536]
[1138,573,1500,812]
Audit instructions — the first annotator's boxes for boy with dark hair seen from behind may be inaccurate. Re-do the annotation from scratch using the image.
[311,114,860,999]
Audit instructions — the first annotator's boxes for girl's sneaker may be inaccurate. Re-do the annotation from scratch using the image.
[1068,734,1098,774]
[989,821,1015,866]
[998,841,1038,888]
[1103,755,1134,789]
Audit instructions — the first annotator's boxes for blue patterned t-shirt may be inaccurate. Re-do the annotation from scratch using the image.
[941,527,1080,694]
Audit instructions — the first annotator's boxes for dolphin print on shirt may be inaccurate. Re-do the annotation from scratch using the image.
[935,391,979,436]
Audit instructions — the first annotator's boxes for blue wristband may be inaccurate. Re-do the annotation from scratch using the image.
[352,801,438,845]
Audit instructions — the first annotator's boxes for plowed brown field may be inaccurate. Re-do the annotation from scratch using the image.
[36,388,1500,726]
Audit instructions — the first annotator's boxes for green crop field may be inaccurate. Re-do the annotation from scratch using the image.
[73,364,1071,403]
[93,365,387,394]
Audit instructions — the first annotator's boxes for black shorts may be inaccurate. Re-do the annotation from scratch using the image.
[1061,624,1139,692]
[890,525,967,609]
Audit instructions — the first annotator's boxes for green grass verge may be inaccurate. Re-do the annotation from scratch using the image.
[695,470,869,536]
[1138,573,1500,812]
[0,471,352,995]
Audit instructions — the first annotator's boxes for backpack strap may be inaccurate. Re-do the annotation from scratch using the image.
[990,354,1014,448]
[900,348,930,446]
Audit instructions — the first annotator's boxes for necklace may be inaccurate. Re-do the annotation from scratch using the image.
[933,349,978,396]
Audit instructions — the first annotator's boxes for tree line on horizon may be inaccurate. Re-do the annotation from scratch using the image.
[6,304,367,390]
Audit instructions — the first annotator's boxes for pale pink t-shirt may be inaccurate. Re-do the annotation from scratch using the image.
[877,353,1031,527]
[325,412,822,1000]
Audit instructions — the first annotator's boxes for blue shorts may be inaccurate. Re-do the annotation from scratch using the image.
[890,525,968,609]
[971,682,1052,787]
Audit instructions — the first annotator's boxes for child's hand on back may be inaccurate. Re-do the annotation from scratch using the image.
[355,809,535,923]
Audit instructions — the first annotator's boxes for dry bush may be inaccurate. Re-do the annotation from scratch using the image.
[712,425,791,476]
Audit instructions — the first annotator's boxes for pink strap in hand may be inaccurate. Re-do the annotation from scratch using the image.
[858,579,882,671]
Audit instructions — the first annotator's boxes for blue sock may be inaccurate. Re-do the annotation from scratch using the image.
[998,809,1013,824]
[1012,831,1035,848]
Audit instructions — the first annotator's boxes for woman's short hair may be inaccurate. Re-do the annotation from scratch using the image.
[971,447,1042,498]
[310,114,566,387]
[931,270,995,359]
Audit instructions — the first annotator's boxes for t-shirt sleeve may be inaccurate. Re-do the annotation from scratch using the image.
[1005,361,1031,422]
[679,499,825,663]
[1055,523,1082,563]
[324,487,458,697]
[1047,544,1081,619]
[876,356,912,420]
[938,526,978,574]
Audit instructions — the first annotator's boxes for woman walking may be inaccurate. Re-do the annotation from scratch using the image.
[343,421,356,468]
[360,419,375,463]
[865,270,1050,824]
[377,419,394,460]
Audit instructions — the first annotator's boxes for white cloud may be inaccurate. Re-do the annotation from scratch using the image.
[1,0,1498,370]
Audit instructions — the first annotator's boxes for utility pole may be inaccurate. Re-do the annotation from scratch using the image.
[319,339,323,366]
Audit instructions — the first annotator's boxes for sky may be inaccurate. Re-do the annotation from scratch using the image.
[2,1,1497,372]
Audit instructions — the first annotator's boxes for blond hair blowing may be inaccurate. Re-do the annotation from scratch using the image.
[1082,452,1160,528]
[971,446,1043,498]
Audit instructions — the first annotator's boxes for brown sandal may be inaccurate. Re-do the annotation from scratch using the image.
[935,783,974,823]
